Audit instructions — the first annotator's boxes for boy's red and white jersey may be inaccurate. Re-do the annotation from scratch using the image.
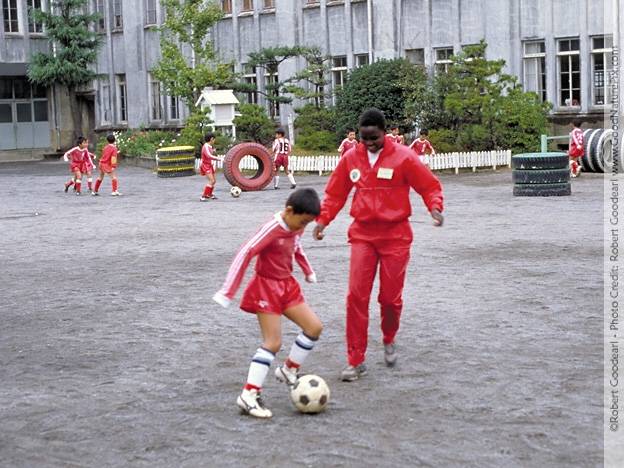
[201,143,219,166]
[339,138,358,157]
[387,134,404,145]
[272,137,291,155]
[569,128,585,157]
[409,138,435,155]
[100,144,118,164]
[217,213,314,300]
[65,147,87,164]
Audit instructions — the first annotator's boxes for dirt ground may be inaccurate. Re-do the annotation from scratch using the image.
[0,161,603,467]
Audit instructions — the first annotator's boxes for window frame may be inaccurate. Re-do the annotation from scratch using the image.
[27,0,44,34]
[590,35,613,107]
[241,0,253,12]
[556,37,581,108]
[168,95,180,121]
[221,0,232,14]
[94,0,106,33]
[149,75,163,122]
[145,0,158,26]
[112,0,123,30]
[117,75,127,123]
[522,40,547,102]
[3,0,20,34]
[434,47,453,74]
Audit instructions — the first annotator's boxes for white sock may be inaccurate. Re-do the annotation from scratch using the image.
[287,173,296,185]
[274,176,279,187]
[245,347,275,389]
[286,333,316,368]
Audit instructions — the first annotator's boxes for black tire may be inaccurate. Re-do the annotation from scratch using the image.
[156,146,196,157]
[513,182,571,197]
[157,168,196,178]
[222,143,275,191]
[581,129,597,171]
[156,157,195,167]
[511,152,569,170]
[512,168,570,184]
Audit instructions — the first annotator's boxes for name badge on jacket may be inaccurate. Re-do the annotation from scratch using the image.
[377,168,394,179]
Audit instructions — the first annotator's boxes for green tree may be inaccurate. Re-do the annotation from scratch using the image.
[152,0,233,107]
[335,59,411,140]
[27,0,102,140]
[283,47,333,108]
[233,103,275,145]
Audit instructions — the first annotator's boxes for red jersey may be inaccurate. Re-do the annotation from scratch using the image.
[64,147,87,165]
[100,144,118,165]
[387,134,404,145]
[569,128,584,158]
[272,137,291,155]
[216,213,314,301]
[409,138,435,155]
[338,138,358,157]
[201,143,219,168]
[317,137,443,226]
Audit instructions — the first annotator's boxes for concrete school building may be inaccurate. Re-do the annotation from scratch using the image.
[0,0,620,159]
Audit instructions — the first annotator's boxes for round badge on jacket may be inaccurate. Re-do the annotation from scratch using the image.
[349,168,361,183]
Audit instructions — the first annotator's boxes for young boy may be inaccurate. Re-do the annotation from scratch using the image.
[409,129,436,167]
[63,136,90,195]
[313,108,444,382]
[92,134,121,196]
[199,132,221,201]
[568,120,584,178]
[81,144,97,193]
[213,188,323,419]
[387,126,405,145]
[272,128,296,190]
[338,128,358,158]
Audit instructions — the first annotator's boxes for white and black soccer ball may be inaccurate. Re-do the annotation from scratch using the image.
[230,186,242,198]
[290,374,330,414]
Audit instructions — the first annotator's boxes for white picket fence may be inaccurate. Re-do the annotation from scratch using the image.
[210,150,511,175]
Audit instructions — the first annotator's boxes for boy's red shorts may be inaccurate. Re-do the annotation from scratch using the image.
[240,274,305,315]
[274,154,289,170]
[99,162,115,173]
[70,163,82,173]
[199,164,214,176]
[80,161,94,173]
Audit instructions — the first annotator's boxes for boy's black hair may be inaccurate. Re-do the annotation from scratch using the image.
[346,127,356,134]
[204,132,215,142]
[286,188,321,216]
[76,136,86,145]
[106,134,115,143]
[276,128,286,136]
[572,119,583,128]
[419,129,429,136]
[358,108,386,130]
[389,125,399,130]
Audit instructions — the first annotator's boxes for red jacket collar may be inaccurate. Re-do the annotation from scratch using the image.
[354,136,397,160]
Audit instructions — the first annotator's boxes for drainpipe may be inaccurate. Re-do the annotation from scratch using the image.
[367,0,374,62]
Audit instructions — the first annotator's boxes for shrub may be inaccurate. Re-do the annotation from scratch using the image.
[296,130,337,152]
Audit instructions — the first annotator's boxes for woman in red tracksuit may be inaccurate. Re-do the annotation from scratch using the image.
[312,108,444,381]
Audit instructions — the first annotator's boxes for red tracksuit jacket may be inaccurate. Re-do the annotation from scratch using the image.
[318,137,444,232]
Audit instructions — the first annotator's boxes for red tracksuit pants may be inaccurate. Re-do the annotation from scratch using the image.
[346,222,412,367]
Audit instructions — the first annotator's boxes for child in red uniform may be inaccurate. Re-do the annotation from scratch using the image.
[81,142,97,193]
[199,132,221,201]
[409,129,436,167]
[387,125,405,145]
[272,128,296,190]
[93,134,121,196]
[568,120,584,178]
[63,137,90,195]
[213,188,322,419]
[338,128,358,158]
[313,108,444,381]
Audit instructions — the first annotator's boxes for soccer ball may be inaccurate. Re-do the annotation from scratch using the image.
[290,374,330,414]
[230,186,242,198]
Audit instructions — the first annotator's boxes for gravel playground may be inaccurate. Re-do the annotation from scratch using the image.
[0,161,603,467]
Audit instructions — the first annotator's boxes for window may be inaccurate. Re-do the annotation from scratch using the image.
[523,40,546,102]
[242,64,257,104]
[101,80,112,123]
[3,0,19,33]
[331,56,347,88]
[434,47,453,74]
[355,54,369,67]
[221,0,232,14]
[94,0,105,32]
[557,38,581,107]
[263,0,274,8]
[405,49,425,66]
[0,78,49,123]
[241,0,253,11]
[150,75,162,121]
[145,0,157,25]
[117,74,127,122]
[27,0,43,33]
[169,95,180,120]
[113,0,123,29]
[591,35,613,106]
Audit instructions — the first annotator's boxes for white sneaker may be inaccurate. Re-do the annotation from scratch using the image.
[111,191,122,196]
[237,389,272,418]
[275,365,298,386]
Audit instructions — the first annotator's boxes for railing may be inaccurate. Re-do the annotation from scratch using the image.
[211,150,512,175]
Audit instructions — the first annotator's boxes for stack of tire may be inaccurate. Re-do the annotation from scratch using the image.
[222,142,275,191]
[512,152,571,196]
[581,128,613,173]
[156,146,196,178]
